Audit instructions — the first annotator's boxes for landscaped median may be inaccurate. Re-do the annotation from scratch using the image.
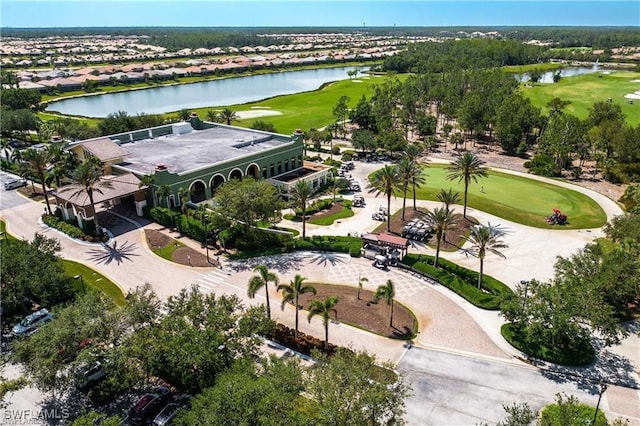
[401,254,513,310]
[284,198,355,226]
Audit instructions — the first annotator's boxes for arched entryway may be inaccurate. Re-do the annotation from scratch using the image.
[210,174,225,195]
[229,168,243,181]
[246,163,260,179]
[190,180,206,203]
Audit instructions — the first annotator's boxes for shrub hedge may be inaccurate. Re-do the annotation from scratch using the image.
[41,214,107,242]
[401,254,512,310]
[268,323,337,356]
[294,235,362,257]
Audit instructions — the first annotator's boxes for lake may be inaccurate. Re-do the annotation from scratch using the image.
[46,66,367,118]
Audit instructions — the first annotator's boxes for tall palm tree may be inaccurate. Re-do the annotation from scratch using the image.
[278,274,316,339]
[403,145,428,211]
[467,223,509,289]
[290,180,314,239]
[10,148,23,164]
[436,188,461,214]
[218,107,239,125]
[62,160,113,234]
[307,296,339,351]
[206,109,218,122]
[157,184,172,208]
[178,187,191,217]
[247,264,278,320]
[370,164,399,232]
[374,280,395,327]
[24,148,53,214]
[424,206,460,268]
[138,174,155,205]
[446,151,488,218]
[397,158,413,221]
[357,274,368,300]
[0,139,10,163]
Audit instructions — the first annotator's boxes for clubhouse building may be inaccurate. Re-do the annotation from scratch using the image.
[52,114,330,230]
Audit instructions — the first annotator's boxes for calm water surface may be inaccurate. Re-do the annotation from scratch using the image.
[47,66,367,118]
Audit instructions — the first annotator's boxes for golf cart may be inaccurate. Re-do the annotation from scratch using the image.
[373,255,389,269]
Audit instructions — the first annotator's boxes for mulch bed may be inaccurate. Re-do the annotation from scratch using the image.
[310,203,344,220]
[144,229,218,268]
[298,283,415,339]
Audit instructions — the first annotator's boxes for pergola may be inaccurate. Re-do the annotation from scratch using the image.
[361,233,410,260]
[51,173,147,230]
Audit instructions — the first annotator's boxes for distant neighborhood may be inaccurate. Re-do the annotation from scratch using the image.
[0,30,512,92]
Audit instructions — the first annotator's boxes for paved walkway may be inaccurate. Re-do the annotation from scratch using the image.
[1,162,638,423]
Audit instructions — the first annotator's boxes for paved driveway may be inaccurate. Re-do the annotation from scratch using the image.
[399,346,616,425]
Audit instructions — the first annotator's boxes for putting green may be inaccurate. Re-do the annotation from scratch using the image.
[521,71,640,126]
[370,165,607,229]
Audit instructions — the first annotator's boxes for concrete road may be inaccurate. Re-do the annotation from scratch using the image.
[398,346,626,425]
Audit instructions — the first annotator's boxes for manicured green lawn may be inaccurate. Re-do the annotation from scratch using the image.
[189,74,407,135]
[370,164,607,229]
[63,260,127,307]
[308,205,354,225]
[520,71,640,126]
[151,238,185,261]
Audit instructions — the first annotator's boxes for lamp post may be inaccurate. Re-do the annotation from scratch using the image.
[74,274,86,295]
[520,280,530,312]
[592,381,608,425]
[202,214,210,264]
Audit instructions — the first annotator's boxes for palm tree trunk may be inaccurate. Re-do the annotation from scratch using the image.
[390,301,394,327]
[463,183,469,218]
[265,286,271,320]
[294,296,299,339]
[401,186,407,221]
[434,237,441,267]
[478,258,484,289]
[386,194,391,232]
[40,173,52,214]
[324,321,329,351]
[88,191,100,232]
[412,181,417,210]
[302,206,307,239]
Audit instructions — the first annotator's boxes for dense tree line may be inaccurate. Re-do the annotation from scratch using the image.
[382,39,545,73]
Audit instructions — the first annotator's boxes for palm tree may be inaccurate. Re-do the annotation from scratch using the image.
[404,144,427,210]
[1,139,10,163]
[446,151,488,218]
[138,174,155,205]
[206,109,218,122]
[157,184,172,208]
[290,180,315,238]
[436,188,461,214]
[218,107,239,125]
[247,264,278,320]
[397,158,413,221]
[278,275,316,339]
[176,109,191,122]
[178,187,191,217]
[10,148,23,164]
[370,165,399,232]
[467,223,509,289]
[424,207,460,268]
[24,148,53,214]
[357,274,368,300]
[307,296,339,351]
[374,280,395,326]
[62,160,113,234]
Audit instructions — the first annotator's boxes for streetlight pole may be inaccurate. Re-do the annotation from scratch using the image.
[203,214,210,264]
[74,274,86,295]
[520,280,530,312]
[592,382,608,425]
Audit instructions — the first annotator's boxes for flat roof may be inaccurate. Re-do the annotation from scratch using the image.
[115,126,292,175]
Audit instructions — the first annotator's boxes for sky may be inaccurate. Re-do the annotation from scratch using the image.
[1,1,639,28]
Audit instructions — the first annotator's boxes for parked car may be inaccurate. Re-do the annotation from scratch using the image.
[4,178,27,190]
[128,386,171,426]
[11,308,53,337]
[75,360,107,391]
[152,394,192,426]
[8,140,23,148]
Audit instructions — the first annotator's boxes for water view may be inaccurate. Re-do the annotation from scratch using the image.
[46,66,367,118]
[517,65,601,83]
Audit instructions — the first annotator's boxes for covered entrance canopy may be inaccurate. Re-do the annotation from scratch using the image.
[361,233,410,261]
[51,173,148,229]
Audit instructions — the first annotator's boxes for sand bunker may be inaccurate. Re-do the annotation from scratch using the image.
[624,94,640,100]
[236,109,283,119]
[351,79,363,83]
[630,79,640,83]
